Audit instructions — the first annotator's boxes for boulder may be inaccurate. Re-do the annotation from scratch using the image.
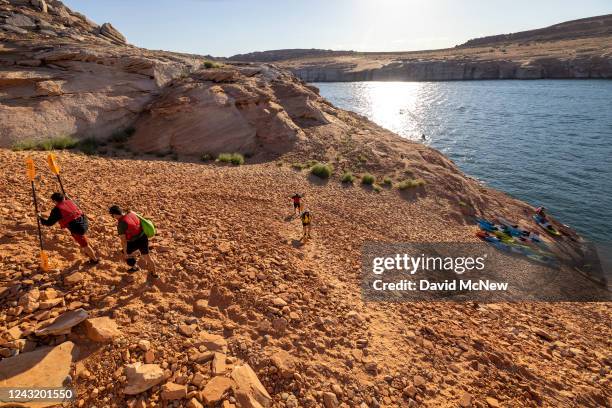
[6,325,23,341]
[201,376,234,406]
[195,332,227,353]
[137,339,151,351]
[208,285,233,309]
[211,352,226,375]
[35,308,88,336]
[31,0,48,13]
[270,349,296,379]
[0,24,28,35]
[187,398,204,408]
[459,392,473,407]
[99,22,126,44]
[18,288,40,313]
[5,13,36,28]
[0,341,77,407]
[193,299,209,316]
[178,324,196,337]
[40,288,58,301]
[323,392,339,408]
[83,316,121,342]
[39,297,63,309]
[230,364,272,408]
[63,271,83,286]
[124,363,165,395]
[161,382,187,400]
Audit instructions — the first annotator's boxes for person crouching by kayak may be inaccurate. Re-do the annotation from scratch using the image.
[291,193,303,216]
[536,206,547,220]
[300,209,312,242]
[38,192,99,265]
[108,205,158,278]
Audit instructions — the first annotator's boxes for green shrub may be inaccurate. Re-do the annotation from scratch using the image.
[341,171,355,183]
[383,177,392,186]
[217,153,244,165]
[52,136,78,149]
[11,136,78,151]
[361,173,375,185]
[203,61,219,69]
[398,178,426,190]
[11,139,38,151]
[310,162,333,179]
[373,184,383,193]
[78,138,99,155]
[201,153,213,162]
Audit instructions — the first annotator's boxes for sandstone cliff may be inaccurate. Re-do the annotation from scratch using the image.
[231,15,612,81]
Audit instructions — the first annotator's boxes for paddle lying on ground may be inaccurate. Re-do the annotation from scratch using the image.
[26,157,50,271]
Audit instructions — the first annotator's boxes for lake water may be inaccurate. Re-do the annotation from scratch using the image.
[314,80,612,242]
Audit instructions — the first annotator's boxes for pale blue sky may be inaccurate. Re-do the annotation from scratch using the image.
[63,0,611,57]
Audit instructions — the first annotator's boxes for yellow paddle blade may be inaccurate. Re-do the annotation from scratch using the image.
[47,153,60,175]
[40,251,50,272]
[25,157,36,181]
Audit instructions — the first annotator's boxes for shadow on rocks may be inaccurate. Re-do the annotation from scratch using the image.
[399,186,427,201]
[307,173,330,186]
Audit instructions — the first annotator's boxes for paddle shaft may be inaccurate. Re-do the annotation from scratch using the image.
[55,174,66,196]
[30,180,44,250]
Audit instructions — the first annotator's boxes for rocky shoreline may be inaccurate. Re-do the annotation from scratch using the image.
[289,56,612,82]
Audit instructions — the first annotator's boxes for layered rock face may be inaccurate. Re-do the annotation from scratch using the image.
[233,14,612,81]
[128,66,328,156]
[0,0,206,147]
[0,0,334,157]
[291,56,612,81]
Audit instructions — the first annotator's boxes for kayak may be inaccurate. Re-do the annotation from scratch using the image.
[476,230,558,266]
[533,215,561,236]
[478,218,541,244]
[497,216,542,242]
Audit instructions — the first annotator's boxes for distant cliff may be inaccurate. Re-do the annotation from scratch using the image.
[230,14,612,81]
[288,55,612,81]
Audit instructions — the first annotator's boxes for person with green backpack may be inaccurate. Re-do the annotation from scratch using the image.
[108,205,158,279]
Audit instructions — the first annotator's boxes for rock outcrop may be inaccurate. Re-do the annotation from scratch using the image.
[0,341,77,408]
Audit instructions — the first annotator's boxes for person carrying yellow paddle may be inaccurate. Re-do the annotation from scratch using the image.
[38,192,99,265]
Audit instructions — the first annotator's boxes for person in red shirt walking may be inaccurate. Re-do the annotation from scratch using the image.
[39,192,99,264]
[108,205,157,278]
[290,193,303,216]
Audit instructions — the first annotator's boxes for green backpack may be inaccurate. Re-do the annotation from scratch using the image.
[135,213,156,238]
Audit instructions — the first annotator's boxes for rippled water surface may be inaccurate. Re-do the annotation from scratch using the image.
[314,80,612,242]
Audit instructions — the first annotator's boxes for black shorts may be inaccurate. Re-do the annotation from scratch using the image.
[293,202,300,209]
[127,234,149,255]
[67,216,88,235]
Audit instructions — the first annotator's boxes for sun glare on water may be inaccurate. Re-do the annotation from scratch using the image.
[352,82,430,140]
